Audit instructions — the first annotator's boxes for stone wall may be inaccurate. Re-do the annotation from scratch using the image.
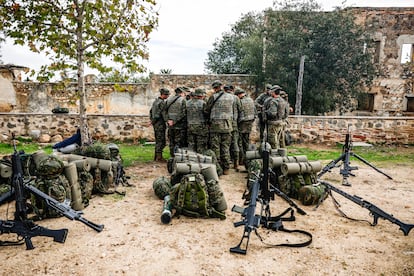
[2,74,256,115]
[0,113,413,145]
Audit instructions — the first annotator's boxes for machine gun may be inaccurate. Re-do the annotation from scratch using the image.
[318,126,392,186]
[230,141,312,255]
[317,180,414,236]
[0,134,68,249]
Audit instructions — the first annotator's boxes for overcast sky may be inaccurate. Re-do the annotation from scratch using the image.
[1,0,414,77]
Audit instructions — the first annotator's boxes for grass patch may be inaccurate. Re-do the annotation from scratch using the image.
[0,142,411,168]
[288,143,414,166]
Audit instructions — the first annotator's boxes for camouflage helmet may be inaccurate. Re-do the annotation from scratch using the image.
[265,84,273,90]
[193,88,205,96]
[152,176,172,199]
[234,88,245,95]
[37,155,65,176]
[159,88,170,95]
[211,80,222,88]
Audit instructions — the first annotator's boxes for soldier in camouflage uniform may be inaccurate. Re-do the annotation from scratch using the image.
[165,87,187,157]
[279,90,291,148]
[186,88,209,153]
[149,88,169,162]
[204,80,235,175]
[255,84,273,143]
[224,84,242,171]
[263,85,284,149]
[235,88,256,166]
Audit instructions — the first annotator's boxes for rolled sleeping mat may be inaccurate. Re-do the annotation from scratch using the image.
[245,150,261,160]
[31,150,49,167]
[277,148,288,157]
[71,159,91,172]
[0,163,12,178]
[64,162,84,211]
[174,148,196,156]
[201,164,219,182]
[107,169,114,186]
[63,154,114,171]
[269,155,309,168]
[245,149,287,160]
[281,161,322,175]
[174,153,213,164]
[174,162,204,174]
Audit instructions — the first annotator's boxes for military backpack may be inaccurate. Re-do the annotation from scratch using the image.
[169,173,225,219]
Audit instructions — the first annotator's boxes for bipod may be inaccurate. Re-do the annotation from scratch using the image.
[318,129,392,186]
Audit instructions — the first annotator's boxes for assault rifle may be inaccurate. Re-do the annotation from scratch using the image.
[230,141,312,255]
[26,185,104,232]
[317,180,414,236]
[0,134,68,249]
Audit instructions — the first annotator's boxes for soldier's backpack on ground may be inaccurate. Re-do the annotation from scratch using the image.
[169,173,226,219]
[31,155,71,218]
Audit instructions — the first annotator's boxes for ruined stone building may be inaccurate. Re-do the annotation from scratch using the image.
[352,7,414,116]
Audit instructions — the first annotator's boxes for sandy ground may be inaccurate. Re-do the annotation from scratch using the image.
[1,146,414,276]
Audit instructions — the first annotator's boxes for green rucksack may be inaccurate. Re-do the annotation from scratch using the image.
[31,174,71,218]
[36,155,65,176]
[170,173,226,219]
[278,172,319,203]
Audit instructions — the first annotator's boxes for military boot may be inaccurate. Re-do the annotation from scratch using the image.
[233,160,239,172]
[155,153,166,162]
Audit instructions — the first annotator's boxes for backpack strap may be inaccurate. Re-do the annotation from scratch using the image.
[257,207,313,248]
[165,95,181,113]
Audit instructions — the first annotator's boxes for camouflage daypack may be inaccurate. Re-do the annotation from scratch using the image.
[31,174,71,218]
[278,173,318,199]
[76,143,111,160]
[170,173,225,219]
[31,155,70,218]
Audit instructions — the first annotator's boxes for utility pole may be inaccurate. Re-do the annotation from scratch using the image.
[295,55,305,115]
[262,11,269,74]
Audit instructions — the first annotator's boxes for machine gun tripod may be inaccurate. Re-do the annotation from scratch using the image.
[318,128,392,186]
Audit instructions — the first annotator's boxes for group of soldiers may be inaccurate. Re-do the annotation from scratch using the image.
[149,80,290,175]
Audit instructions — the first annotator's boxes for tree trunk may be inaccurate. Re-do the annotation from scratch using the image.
[76,13,91,146]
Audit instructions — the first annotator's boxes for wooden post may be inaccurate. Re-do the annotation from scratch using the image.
[295,55,305,115]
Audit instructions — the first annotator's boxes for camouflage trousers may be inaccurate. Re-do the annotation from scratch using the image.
[168,127,187,157]
[153,122,166,154]
[239,131,251,166]
[280,121,288,148]
[210,132,232,170]
[230,129,239,163]
[267,121,283,149]
[187,127,209,154]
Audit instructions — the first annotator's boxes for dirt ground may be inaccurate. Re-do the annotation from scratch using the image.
[1,145,414,276]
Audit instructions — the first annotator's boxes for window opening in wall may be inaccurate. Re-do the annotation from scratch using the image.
[401,44,413,64]
[357,93,374,112]
[407,96,414,112]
